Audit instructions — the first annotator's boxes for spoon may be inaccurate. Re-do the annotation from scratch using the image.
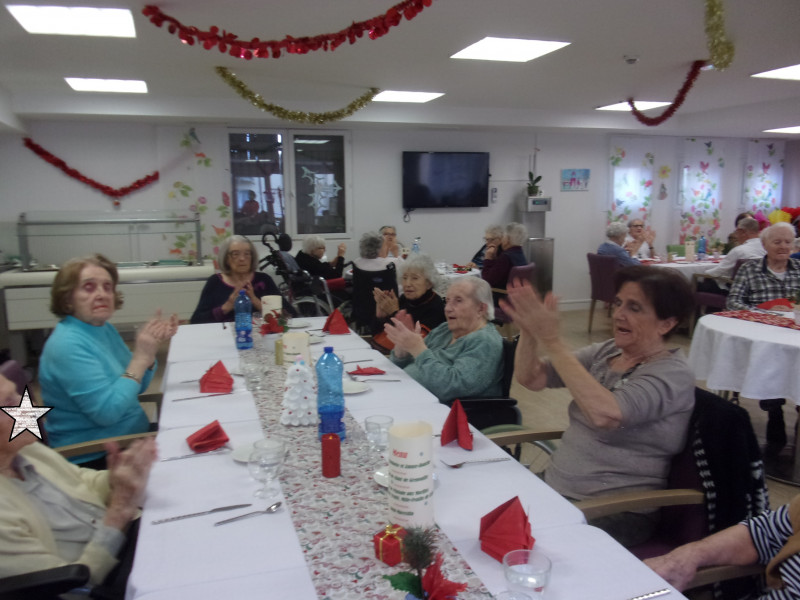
[440,457,511,469]
[213,501,282,526]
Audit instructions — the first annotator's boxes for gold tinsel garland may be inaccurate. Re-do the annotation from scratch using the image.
[215,66,379,125]
[705,0,735,70]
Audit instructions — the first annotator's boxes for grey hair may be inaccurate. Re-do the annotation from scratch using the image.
[379,225,397,235]
[505,222,528,247]
[738,217,760,234]
[359,231,383,259]
[449,276,494,321]
[761,222,796,245]
[302,235,326,254]
[606,221,628,240]
[485,224,503,239]
[218,235,258,275]
[399,253,439,290]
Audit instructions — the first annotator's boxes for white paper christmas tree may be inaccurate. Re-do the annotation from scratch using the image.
[280,358,318,427]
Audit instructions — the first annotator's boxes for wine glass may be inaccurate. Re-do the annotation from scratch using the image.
[502,549,551,599]
[248,438,285,500]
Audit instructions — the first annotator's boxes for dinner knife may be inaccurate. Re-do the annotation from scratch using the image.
[172,392,231,402]
[160,448,230,462]
[151,503,252,525]
[628,589,670,600]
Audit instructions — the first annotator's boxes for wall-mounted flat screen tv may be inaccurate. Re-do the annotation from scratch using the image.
[402,151,490,209]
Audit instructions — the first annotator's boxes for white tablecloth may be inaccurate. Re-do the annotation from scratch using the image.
[651,260,717,281]
[689,314,800,403]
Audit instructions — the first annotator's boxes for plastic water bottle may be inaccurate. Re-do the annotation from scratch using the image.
[411,237,421,254]
[234,290,253,350]
[697,235,707,260]
[316,347,346,440]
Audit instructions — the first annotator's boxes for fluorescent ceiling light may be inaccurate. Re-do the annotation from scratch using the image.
[763,126,800,134]
[596,101,671,111]
[295,140,330,144]
[6,5,135,37]
[65,78,147,93]
[451,37,569,62]
[373,91,444,103]
[752,64,800,81]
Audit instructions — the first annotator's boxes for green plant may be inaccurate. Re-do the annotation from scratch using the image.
[527,171,542,196]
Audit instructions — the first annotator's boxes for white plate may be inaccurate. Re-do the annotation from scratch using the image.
[309,335,324,344]
[342,380,369,394]
[287,319,311,328]
[232,443,255,463]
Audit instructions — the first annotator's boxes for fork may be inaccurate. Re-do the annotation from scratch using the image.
[440,457,511,469]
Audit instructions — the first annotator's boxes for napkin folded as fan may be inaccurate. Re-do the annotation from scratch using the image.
[480,496,535,562]
[347,366,386,376]
[261,314,284,334]
[323,308,349,334]
[186,420,229,453]
[440,399,473,450]
[199,361,234,393]
[757,298,793,310]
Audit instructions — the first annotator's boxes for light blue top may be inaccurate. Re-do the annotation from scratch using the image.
[390,322,503,402]
[39,316,153,462]
[597,240,641,267]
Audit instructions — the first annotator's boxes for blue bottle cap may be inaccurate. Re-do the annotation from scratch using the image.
[324,346,333,353]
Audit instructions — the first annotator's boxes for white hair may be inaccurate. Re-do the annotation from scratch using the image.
[449,276,494,321]
[302,235,326,254]
[505,222,528,247]
[606,221,628,240]
[399,253,439,289]
[761,222,795,245]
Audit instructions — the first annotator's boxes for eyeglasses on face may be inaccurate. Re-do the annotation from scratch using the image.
[230,251,252,259]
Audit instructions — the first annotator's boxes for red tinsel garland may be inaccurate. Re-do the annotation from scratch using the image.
[142,0,435,60]
[23,137,159,200]
[628,60,707,126]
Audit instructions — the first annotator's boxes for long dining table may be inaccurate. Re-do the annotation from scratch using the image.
[126,317,686,600]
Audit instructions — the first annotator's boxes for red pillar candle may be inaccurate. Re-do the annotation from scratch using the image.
[321,433,341,478]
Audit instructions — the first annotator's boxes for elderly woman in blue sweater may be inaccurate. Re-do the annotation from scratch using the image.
[385,276,503,402]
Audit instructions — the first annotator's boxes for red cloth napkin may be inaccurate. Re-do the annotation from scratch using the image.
[480,496,535,562]
[441,399,473,450]
[757,298,793,310]
[323,308,349,334]
[186,420,229,453]
[347,366,386,376]
[261,314,284,334]
[199,361,234,393]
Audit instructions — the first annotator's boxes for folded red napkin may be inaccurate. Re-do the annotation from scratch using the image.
[261,314,284,334]
[441,399,473,450]
[199,361,234,394]
[757,298,793,310]
[323,308,349,334]
[186,420,229,453]
[347,366,386,376]
[480,496,535,562]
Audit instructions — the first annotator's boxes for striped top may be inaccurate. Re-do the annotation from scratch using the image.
[747,505,800,599]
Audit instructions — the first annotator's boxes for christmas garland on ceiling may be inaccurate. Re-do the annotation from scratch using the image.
[215,66,380,124]
[705,0,735,70]
[627,60,707,127]
[142,0,435,60]
[23,137,159,202]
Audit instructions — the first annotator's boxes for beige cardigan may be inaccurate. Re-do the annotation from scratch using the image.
[0,442,118,585]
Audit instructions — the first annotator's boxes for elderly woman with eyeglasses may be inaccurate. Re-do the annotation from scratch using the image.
[190,235,288,324]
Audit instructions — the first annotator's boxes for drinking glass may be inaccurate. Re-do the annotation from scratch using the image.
[248,438,285,500]
[503,549,551,599]
[494,592,531,600]
[240,349,263,391]
[365,415,393,453]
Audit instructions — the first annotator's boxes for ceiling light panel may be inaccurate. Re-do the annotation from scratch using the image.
[752,64,800,81]
[596,101,671,111]
[6,5,136,37]
[451,37,570,62]
[65,78,147,93]
[763,126,800,134]
[373,91,444,103]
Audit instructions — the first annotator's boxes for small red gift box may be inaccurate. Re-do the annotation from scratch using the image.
[373,524,407,566]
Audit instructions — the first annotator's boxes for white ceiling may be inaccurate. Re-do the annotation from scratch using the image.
[0,0,799,137]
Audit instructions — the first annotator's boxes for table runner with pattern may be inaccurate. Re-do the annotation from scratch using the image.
[716,309,800,331]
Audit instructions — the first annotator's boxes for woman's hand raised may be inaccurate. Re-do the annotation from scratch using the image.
[103,437,157,529]
[384,314,426,358]
[373,288,399,317]
[500,280,561,346]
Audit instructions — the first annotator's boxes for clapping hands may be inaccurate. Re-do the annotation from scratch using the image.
[384,311,426,358]
[373,287,399,317]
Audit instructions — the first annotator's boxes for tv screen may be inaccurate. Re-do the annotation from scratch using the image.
[402,151,490,209]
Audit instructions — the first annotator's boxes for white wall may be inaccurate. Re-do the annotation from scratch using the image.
[1,120,793,307]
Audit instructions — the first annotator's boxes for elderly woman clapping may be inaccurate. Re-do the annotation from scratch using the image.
[372,253,445,352]
[386,276,502,402]
[39,254,177,467]
[501,266,695,547]
[354,231,401,272]
[0,371,156,593]
[295,235,347,280]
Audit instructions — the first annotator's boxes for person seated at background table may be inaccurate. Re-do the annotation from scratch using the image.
[723,211,755,254]
[697,217,764,295]
[598,221,641,267]
[727,222,800,457]
[378,225,402,259]
[0,372,156,599]
[466,224,503,270]
[385,276,503,402]
[372,253,446,353]
[191,236,292,324]
[295,235,347,281]
[481,222,528,290]
[353,231,402,272]
[645,494,800,599]
[624,219,656,259]
[39,254,177,469]
[501,266,695,548]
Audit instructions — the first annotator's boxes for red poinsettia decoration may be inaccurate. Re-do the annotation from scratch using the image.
[420,553,468,600]
[260,311,287,334]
